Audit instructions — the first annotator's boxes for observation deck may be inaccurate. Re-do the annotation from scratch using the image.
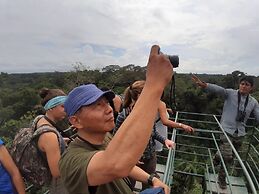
[155,111,258,194]
[25,111,259,194]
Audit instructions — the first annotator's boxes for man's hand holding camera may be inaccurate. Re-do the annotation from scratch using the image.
[145,45,173,91]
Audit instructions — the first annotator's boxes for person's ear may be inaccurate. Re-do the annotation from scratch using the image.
[69,116,83,129]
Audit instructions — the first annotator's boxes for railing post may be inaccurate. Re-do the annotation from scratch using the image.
[163,112,178,186]
[245,126,256,161]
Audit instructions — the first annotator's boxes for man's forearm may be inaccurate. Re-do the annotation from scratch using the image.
[106,85,163,169]
[103,45,173,176]
[206,83,227,97]
[128,166,149,184]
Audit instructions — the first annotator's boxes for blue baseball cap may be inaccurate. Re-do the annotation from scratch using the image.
[65,84,115,117]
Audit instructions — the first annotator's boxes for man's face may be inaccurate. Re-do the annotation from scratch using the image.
[239,81,253,95]
[72,97,115,133]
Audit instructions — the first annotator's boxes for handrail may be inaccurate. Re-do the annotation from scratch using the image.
[162,112,179,186]
[205,164,213,194]
[245,161,259,189]
[161,111,258,193]
[211,133,234,193]
[208,148,220,194]
[247,154,259,173]
[213,115,257,194]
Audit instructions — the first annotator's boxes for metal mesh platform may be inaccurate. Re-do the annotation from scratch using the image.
[205,173,248,194]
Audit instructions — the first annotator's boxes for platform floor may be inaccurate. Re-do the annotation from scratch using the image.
[205,173,248,194]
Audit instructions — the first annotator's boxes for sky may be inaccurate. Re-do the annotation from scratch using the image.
[0,0,259,75]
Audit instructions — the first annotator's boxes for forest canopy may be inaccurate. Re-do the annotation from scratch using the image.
[0,66,258,145]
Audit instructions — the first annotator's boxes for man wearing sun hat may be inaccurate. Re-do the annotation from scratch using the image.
[59,45,173,194]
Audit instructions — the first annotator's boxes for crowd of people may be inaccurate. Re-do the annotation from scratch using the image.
[0,45,258,194]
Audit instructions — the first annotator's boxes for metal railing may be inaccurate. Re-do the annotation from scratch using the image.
[161,111,259,194]
[25,111,258,194]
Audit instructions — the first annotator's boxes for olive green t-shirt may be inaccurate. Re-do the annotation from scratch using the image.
[59,133,133,194]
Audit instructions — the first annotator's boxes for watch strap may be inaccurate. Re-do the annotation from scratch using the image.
[147,173,156,186]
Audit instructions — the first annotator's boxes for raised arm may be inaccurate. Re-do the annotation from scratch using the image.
[87,45,173,185]
[192,74,208,88]
[192,74,227,98]
[159,101,194,133]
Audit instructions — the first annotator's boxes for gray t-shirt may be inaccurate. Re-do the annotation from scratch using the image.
[206,83,259,136]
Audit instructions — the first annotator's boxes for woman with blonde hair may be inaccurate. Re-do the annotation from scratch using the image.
[115,80,175,190]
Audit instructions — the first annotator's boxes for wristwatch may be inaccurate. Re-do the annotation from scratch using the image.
[147,173,156,186]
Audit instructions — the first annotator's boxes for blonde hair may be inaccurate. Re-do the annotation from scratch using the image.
[123,80,145,108]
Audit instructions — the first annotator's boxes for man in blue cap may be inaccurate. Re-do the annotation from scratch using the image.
[59,45,173,194]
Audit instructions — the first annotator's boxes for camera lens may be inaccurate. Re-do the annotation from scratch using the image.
[168,55,179,68]
[158,49,179,68]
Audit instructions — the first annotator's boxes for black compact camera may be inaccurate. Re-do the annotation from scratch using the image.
[167,55,179,68]
[159,49,179,68]
[236,110,246,122]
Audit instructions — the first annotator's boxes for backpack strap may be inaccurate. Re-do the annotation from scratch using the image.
[33,124,65,152]
[33,125,60,138]
[31,115,45,130]
[44,116,73,141]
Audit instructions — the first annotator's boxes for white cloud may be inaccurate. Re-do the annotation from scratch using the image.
[0,0,258,75]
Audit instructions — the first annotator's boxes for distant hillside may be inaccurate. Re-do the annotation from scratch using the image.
[0,67,258,142]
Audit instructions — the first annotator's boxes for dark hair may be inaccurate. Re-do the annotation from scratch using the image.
[100,87,116,111]
[39,88,66,106]
[100,87,109,91]
[240,76,254,86]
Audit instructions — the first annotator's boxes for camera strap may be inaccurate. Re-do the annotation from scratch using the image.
[169,73,177,112]
[237,91,249,112]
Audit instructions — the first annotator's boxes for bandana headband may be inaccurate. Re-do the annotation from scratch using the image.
[44,96,67,110]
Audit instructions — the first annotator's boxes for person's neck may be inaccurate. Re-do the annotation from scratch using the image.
[45,113,57,124]
[238,90,249,96]
[77,130,106,145]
